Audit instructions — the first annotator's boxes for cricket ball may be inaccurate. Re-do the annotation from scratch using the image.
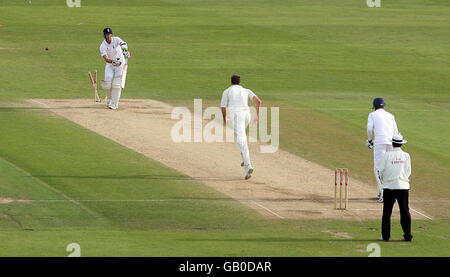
[45,47,49,51]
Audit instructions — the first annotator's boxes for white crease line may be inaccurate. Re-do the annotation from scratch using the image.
[5,199,434,220]
[411,208,433,220]
[0,157,103,220]
[272,208,434,220]
[250,200,284,219]
[28,99,50,108]
[279,208,333,211]
[279,208,381,212]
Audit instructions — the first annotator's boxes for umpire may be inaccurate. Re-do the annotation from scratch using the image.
[378,133,413,242]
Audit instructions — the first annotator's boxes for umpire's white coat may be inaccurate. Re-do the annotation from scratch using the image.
[378,148,411,190]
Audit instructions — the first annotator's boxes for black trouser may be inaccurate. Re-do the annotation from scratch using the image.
[382,189,412,241]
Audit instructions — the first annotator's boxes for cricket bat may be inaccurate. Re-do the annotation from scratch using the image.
[115,43,129,89]
[121,58,128,89]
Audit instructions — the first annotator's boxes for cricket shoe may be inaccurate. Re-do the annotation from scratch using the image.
[109,105,118,110]
[245,166,253,180]
[403,235,412,242]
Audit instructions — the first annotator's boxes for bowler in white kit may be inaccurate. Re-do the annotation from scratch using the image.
[99,27,131,110]
[221,75,262,180]
[366,98,400,202]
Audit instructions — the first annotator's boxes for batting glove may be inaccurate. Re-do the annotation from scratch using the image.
[366,139,374,149]
[120,42,128,51]
[112,58,122,67]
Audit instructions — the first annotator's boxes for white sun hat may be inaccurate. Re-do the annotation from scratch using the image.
[392,133,407,144]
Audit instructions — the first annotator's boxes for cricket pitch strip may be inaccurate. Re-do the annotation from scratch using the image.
[26,99,434,221]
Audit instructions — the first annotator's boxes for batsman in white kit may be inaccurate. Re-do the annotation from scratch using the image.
[221,75,262,180]
[366,98,400,203]
[99,27,131,110]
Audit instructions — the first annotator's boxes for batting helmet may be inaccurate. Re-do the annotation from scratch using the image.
[373,98,386,109]
[103,27,113,38]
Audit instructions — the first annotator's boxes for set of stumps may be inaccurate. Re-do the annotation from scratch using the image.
[334,168,349,210]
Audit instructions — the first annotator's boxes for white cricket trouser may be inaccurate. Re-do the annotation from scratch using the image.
[230,109,252,168]
[373,144,393,196]
[104,63,124,108]
[104,63,123,82]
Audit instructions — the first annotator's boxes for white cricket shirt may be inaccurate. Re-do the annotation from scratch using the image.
[378,148,411,190]
[367,109,399,145]
[99,36,125,61]
[220,85,256,111]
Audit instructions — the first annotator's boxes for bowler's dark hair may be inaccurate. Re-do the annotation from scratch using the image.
[392,142,402,148]
[231,74,241,85]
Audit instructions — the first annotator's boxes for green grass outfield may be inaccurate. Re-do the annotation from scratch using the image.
[0,0,449,256]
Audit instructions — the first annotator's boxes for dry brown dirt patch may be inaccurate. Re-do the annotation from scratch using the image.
[26,99,434,220]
